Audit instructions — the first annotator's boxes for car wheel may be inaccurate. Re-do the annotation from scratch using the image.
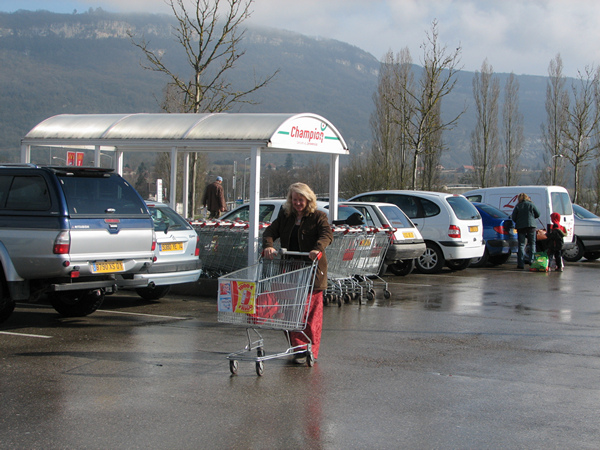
[488,253,511,266]
[563,237,585,262]
[415,243,445,274]
[446,258,471,271]
[50,289,105,317]
[584,251,600,261]
[135,285,172,300]
[388,259,415,276]
[469,248,489,268]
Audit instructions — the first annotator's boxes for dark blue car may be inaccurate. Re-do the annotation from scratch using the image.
[470,202,518,267]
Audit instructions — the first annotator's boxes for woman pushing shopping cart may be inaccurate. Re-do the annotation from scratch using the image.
[218,182,332,375]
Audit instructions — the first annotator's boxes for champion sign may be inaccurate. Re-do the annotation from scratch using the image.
[290,125,325,144]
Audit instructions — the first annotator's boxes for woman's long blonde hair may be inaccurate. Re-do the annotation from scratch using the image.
[517,193,531,203]
[282,182,318,216]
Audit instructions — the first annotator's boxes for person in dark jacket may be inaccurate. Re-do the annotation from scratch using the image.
[547,212,566,271]
[201,176,226,219]
[511,193,541,269]
[263,182,333,364]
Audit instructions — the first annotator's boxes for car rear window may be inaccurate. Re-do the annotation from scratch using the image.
[59,173,148,217]
[447,196,481,220]
[379,205,414,228]
[148,205,192,232]
[476,203,509,219]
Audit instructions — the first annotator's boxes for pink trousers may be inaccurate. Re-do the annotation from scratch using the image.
[289,290,323,359]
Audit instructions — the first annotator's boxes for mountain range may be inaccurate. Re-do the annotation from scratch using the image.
[0,8,555,170]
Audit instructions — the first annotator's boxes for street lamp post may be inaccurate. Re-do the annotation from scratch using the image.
[551,154,564,185]
[52,156,66,164]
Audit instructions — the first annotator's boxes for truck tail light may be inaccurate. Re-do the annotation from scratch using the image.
[151,230,157,252]
[53,231,70,254]
[448,225,461,239]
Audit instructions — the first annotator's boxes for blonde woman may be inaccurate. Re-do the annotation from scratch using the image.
[263,182,333,363]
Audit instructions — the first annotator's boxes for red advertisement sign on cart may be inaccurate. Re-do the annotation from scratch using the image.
[218,280,256,314]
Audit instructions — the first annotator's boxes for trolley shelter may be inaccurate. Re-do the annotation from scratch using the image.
[20,113,349,265]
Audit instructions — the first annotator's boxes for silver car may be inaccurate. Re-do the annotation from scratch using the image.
[129,202,202,300]
[339,202,426,276]
[562,204,600,262]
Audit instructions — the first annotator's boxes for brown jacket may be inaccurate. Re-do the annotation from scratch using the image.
[201,181,225,213]
[263,209,333,291]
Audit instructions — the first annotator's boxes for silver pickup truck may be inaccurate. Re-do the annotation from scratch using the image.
[0,165,156,323]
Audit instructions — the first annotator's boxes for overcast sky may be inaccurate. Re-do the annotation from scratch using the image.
[2,0,598,78]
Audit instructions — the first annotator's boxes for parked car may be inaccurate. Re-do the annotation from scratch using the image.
[339,201,426,275]
[348,190,484,274]
[469,202,518,267]
[0,164,156,323]
[562,204,600,262]
[219,200,365,225]
[127,202,202,300]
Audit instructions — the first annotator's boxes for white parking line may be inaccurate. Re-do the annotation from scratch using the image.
[0,331,52,338]
[98,310,188,320]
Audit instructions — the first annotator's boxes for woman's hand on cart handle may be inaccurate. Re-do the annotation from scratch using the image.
[308,250,322,261]
[263,247,277,259]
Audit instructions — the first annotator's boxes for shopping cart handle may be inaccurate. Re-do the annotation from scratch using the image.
[279,248,322,260]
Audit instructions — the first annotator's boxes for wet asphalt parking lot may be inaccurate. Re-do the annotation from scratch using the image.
[2,257,600,449]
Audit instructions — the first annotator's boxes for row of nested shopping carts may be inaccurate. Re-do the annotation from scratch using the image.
[191,220,393,304]
[191,220,395,375]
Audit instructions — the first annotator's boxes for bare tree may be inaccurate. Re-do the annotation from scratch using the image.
[370,49,414,189]
[470,59,500,188]
[562,66,600,204]
[541,54,569,186]
[502,72,524,185]
[130,0,278,213]
[390,20,464,189]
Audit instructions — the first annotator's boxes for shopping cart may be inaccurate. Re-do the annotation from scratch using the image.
[324,226,392,305]
[217,250,320,376]
[192,220,271,277]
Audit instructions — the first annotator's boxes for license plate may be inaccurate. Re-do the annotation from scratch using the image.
[160,242,184,252]
[92,261,124,273]
[469,226,478,232]
[402,232,415,238]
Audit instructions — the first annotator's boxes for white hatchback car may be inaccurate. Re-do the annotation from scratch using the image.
[348,190,484,274]
[128,202,202,300]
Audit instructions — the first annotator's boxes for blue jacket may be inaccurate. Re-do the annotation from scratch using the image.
[511,200,540,230]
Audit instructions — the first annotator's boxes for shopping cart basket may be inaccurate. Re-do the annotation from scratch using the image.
[217,250,320,376]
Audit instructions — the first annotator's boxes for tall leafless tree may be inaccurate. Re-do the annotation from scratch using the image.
[470,59,500,188]
[541,54,569,186]
[370,49,414,189]
[561,66,600,204]
[502,72,524,185]
[130,0,278,213]
[391,20,464,189]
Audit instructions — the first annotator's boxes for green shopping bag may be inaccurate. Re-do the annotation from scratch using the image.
[530,251,549,272]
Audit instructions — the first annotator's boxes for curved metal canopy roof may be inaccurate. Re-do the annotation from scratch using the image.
[21,112,348,266]
[22,112,349,154]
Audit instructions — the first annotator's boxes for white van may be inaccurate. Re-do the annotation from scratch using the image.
[463,186,575,248]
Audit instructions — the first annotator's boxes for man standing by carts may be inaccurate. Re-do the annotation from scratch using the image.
[202,176,226,219]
